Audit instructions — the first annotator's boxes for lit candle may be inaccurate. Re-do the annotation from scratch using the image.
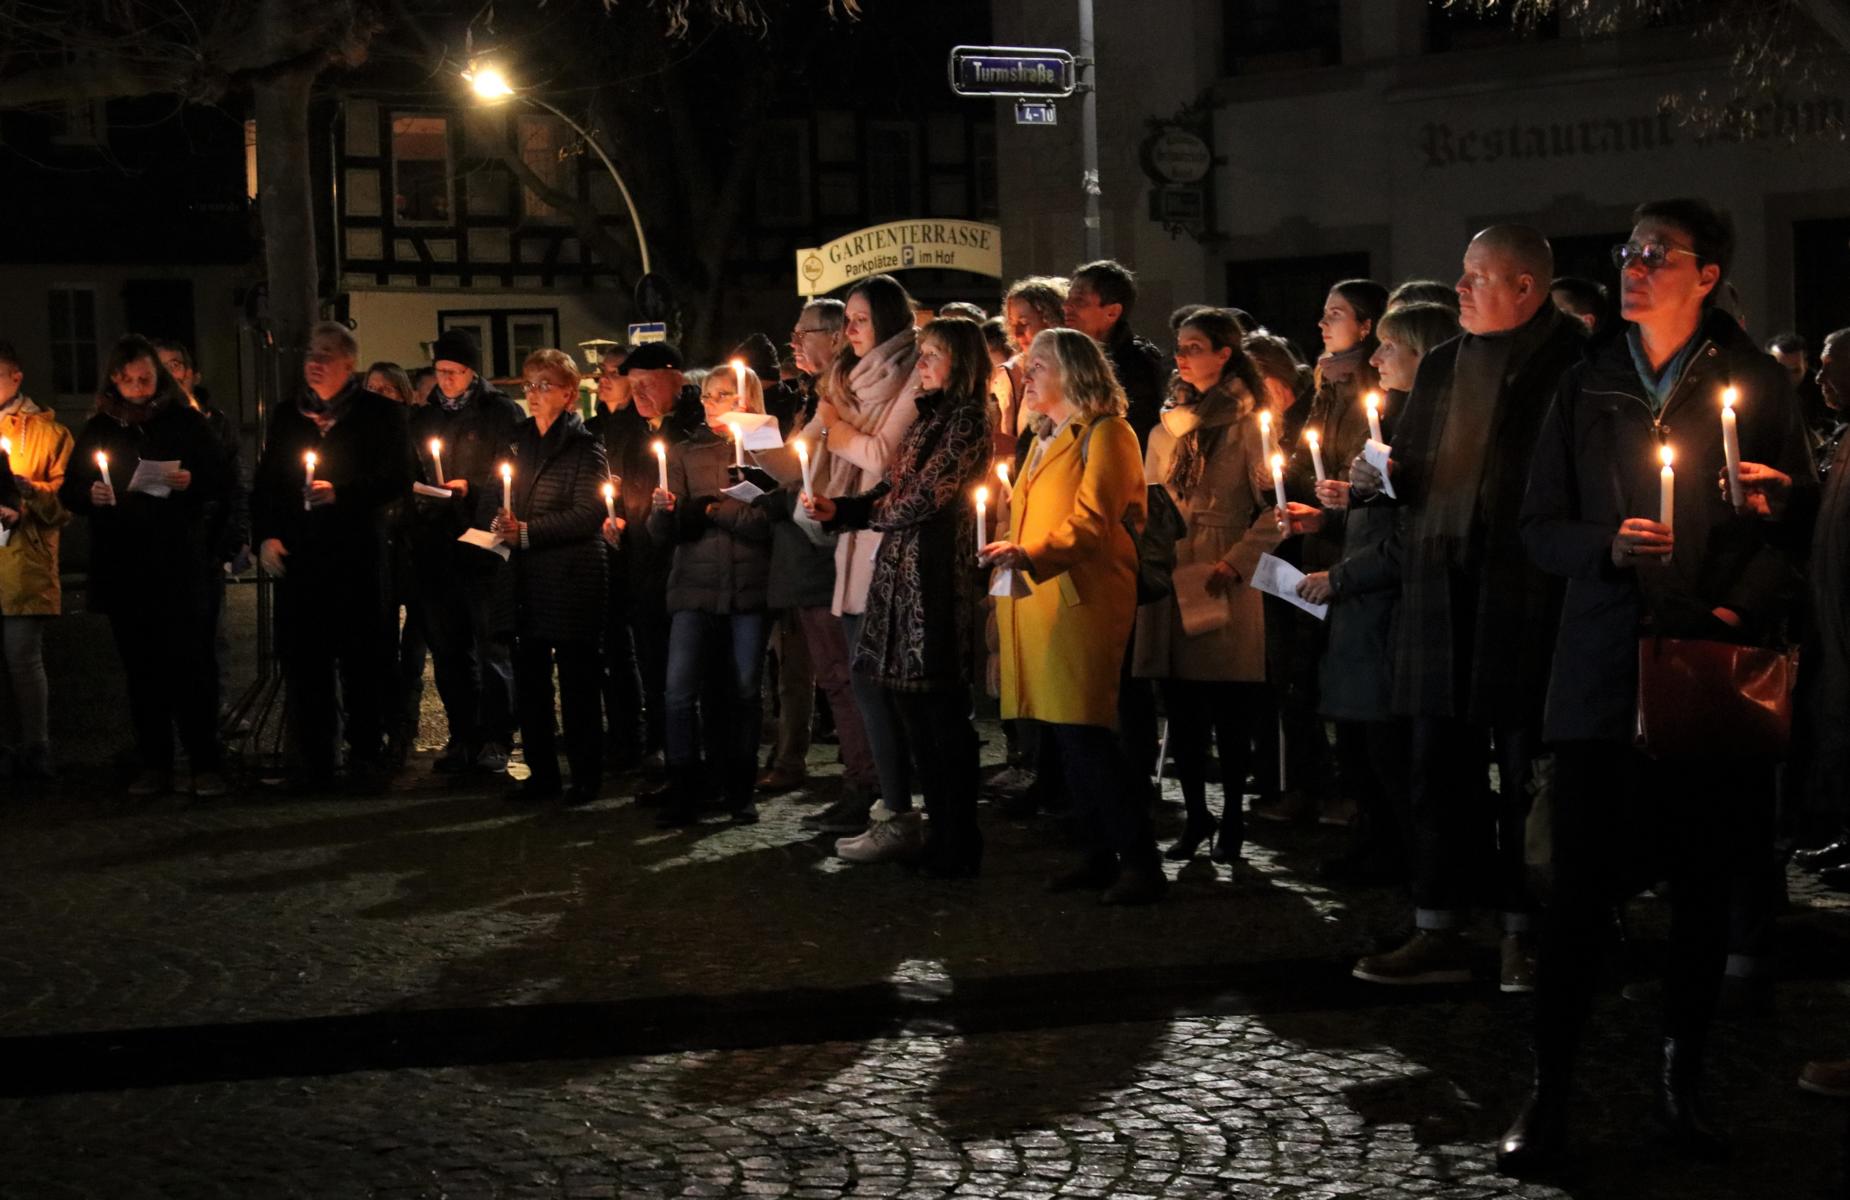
[1271,452,1288,518]
[1660,443,1676,534]
[1258,410,1274,461]
[500,461,513,513]
[602,480,617,521]
[730,357,748,402]
[733,421,745,468]
[95,450,109,481]
[653,439,668,491]
[303,450,317,511]
[428,437,444,485]
[1365,391,1384,444]
[1305,428,1326,484]
[1720,386,1743,510]
[795,438,814,498]
[0,436,11,459]
[974,485,989,560]
[996,459,1012,496]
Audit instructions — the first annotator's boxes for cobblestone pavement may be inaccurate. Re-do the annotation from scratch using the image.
[5,590,1850,1198]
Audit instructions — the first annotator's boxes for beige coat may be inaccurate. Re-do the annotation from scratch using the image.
[0,398,74,616]
[1131,385,1280,682]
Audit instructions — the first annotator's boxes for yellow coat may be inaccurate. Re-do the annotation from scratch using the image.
[0,399,74,616]
[997,414,1146,727]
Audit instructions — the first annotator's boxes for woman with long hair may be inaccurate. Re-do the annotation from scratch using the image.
[805,317,993,874]
[984,328,1162,903]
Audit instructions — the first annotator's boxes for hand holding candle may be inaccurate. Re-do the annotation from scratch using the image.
[1305,428,1327,485]
[1270,453,1288,527]
[602,480,617,521]
[303,451,317,511]
[500,461,513,513]
[1365,391,1385,444]
[795,437,814,499]
[653,439,668,491]
[92,450,115,507]
[1720,386,1744,509]
[1660,443,1676,532]
[428,437,444,485]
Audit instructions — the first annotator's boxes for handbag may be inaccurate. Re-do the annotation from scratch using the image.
[1634,637,1798,759]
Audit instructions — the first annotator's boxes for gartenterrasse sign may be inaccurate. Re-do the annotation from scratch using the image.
[795,220,1004,297]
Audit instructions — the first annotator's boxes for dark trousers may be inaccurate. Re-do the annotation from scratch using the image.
[278,573,393,774]
[1407,716,1537,927]
[1118,649,1160,782]
[422,565,515,750]
[1339,717,1411,869]
[622,581,672,757]
[891,685,980,847]
[515,636,603,791]
[397,601,428,735]
[1536,741,1774,1074]
[602,572,646,755]
[108,582,220,772]
[1161,678,1269,858]
[1049,721,1158,870]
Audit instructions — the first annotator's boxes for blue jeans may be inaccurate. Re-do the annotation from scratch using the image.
[841,611,913,813]
[665,610,768,769]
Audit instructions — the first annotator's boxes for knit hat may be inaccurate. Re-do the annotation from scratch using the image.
[619,342,685,375]
[430,329,482,373]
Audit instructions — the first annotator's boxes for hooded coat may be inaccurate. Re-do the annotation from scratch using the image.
[0,398,73,616]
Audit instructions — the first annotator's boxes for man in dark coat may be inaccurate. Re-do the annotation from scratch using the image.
[1347,226,1583,994]
[1501,199,1816,1174]
[407,328,523,773]
[253,322,411,790]
[1793,330,1850,880]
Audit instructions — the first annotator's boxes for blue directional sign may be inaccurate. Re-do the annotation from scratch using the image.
[948,45,1076,99]
[1015,100,1059,126]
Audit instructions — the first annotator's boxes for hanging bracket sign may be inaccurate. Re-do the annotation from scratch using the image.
[794,219,1004,297]
[948,46,1076,99]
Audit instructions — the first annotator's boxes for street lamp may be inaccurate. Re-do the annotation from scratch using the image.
[464,62,653,277]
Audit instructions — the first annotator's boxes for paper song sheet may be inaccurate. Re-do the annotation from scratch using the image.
[988,567,1032,598]
[1171,561,1231,637]
[412,482,454,499]
[718,410,785,451]
[1362,439,1397,500]
[128,459,181,499]
[457,527,512,561]
[1250,553,1329,621]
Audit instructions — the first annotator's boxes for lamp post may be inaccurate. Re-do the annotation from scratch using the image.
[465,64,653,277]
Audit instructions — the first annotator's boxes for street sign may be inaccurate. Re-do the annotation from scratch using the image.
[947,45,1076,99]
[793,219,1003,297]
[627,322,667,345]
[1015,100,1058,126]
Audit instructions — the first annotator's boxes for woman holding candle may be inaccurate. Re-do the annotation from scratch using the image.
[1504,199,1817,1175]
[803,318,992,874]
[648,362,774,826]
[1131,309,1282,868]
[980,328,1159,901]
[61,335,229,796]
[491,349,610,805]
[0,342,73,781]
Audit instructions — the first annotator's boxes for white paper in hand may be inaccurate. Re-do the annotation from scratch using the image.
[1171,561,1231,636]
[412,482,454,499]
[128,459,181,499]
[988,567,1032,598]
[1250,553,1328,621]
[1362,440,1397,500]
[718,410,784,451]
[457,527,512,561]
[721,478,766,503]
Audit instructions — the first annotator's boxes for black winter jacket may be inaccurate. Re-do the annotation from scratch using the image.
[407,379,526,566]
[647,425,771,613]
[505,413,608,643]
[1522,308,1818,743]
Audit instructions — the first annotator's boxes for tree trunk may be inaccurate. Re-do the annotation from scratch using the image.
[253,65,321,357]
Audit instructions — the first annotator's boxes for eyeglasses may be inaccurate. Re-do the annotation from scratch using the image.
[791,327,831,337]
[522,379,561,395]
[1611,240,1701,272]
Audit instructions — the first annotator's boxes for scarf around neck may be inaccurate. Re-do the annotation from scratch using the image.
[1163,376,1254,502]
[817,327,918,495]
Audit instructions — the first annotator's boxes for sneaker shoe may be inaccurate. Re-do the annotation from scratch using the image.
[1250,789,1317,824]
[191,770,231,799]
[1352,929,1474,986]
[1798,1059,1850,1097]
[1500,933,1537,994]
[126,768,172,797]
[837,811,925,863]
[803,784,877,833]
[474,741,511,772]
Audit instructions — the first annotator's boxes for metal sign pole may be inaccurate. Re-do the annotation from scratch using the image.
[1078,0,1102,260]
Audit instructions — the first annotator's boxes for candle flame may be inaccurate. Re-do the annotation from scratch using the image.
[305,451,317,470]
[652,439,666,455]
[1722,385,1739,411]
[0,436,11,455]
[1660,444,1675,467]
[795,438,809,460]
[428,437,442,454]
[1258,410,1272,431]
[996,461,1010,484]
[975,485,989,505]
[1365,391,1381,413]
[499,462,511,479]
[96,451,108,469]
[602,481,615,498]
[1270,452,1285,471]
[1305,428,1320,448]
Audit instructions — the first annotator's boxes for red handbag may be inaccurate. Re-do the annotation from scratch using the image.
[1634,637,1799,759]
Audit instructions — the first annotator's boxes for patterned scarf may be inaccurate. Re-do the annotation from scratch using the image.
[1163,375,1254,502]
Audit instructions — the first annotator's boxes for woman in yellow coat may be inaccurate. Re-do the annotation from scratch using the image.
[983,328,1163,905]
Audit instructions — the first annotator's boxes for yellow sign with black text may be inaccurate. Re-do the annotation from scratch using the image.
[795,219,1004,296]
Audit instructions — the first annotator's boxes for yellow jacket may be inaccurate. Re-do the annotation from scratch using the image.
[996,413,1146,727]
[0,399,74,616]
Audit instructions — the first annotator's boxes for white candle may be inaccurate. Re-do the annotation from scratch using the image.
[0,436,12,459]
[1660,443,1676,534]
[1305,428,1326,484]
[974,485,989,560]
[733,421,744,468]
[996,460,1011,496]
[602,480,617,521]
[1721,386,1743,509]
[1365,391,1384,445]
[1270,452,1288,515]
[731,358,748,402]
[303,451,317,511]
[1258,410,1274,461]
[654,439,668,491]
[795,438,814,498]
[95,450,109,480]
[500,462,512,512]
[428,437,444,485]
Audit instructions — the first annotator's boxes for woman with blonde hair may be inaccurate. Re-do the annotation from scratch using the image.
[983,327,1162,904]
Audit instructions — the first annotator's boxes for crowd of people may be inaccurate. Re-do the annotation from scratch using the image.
[2,192,1849,1177]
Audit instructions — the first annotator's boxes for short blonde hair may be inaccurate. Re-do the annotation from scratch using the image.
[520,347,580,390]
[702,363,765,414]
[1029,327,1125,420]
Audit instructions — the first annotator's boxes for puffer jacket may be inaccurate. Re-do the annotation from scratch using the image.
[505,412,608,643]
[648,424,772,614]
[0,398,74,615]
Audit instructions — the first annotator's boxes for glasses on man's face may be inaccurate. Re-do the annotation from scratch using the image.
[1611,240,1700,272]
[791,327,829,338]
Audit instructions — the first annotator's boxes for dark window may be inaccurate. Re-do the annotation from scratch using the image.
[1427,2,1560,52]
[1793,219,1850,372]
[391,114,452,224]
[1226,252,1370,365]
[517,114,575,223]
[47,287,98,396]
[1223,0,1341,74]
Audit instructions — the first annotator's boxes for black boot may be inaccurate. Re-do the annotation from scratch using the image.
[1657,1037,1728,1161]
[1496,1081,1569,1176]
[655,763,706,828]
[726,757,759,825]
[1166,778,1217,861]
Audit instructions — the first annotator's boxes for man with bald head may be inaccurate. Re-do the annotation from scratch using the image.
[1346,225,1585,994]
